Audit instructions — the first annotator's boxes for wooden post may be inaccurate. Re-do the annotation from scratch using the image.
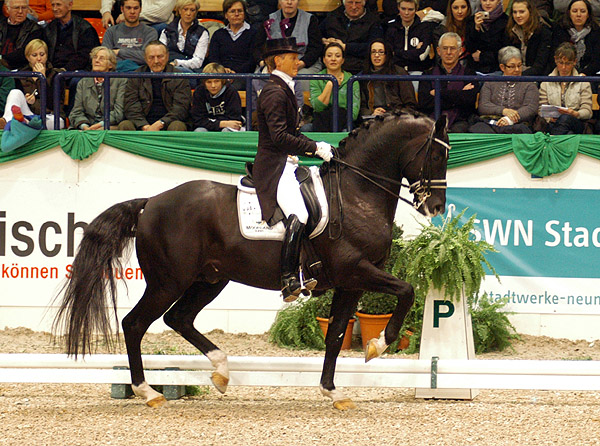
[415,288,479,400]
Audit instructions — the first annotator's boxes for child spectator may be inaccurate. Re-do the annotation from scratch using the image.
[191,62,245,132]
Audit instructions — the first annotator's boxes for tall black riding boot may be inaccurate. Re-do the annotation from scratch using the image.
[281,214,317,302]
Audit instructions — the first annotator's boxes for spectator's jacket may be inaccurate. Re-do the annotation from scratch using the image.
[17,62,65,117]
[122,63,190,129]
[321,6,383,74]
[162,18,208,66]
[385,15,435,72]
[0,17,43,69]
[506,22,552,76]
[191,83,243,131]
[43,15,100,71]
[359,65,417,117]
[465,13,509,73]
[539,68,593,121]
[254,74,317,222]
[68,77,127,128]
[478,78,539,123]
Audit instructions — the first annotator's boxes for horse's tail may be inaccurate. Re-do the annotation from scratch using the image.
[53,198,149,358]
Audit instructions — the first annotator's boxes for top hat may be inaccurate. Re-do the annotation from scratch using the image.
[262,37,300,58]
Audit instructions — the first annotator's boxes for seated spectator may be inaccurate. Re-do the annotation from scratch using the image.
[506,0,552,76]
[0,39,65,129]
[304,42,359,132]
[118,40,189,131]
[0,0,43,69]
[68,47,126,130]
[0,65,16,114]
[468,46,538,133]
[102,0,158,71]
[43,0,100,72]
[359,38,416,121]
[465,0,508,73]
[207,0,257,90]
[320,0,383,75]
[251,53,304,129]
[539,42,592,134]
[418,32,479,132]
[433,0,473,58]
[101,0,177,34]
[385,0,435,84]
[554,0,600,21]
[159,0,209,82]
[1,0,53,23]
[551,0,600,77]
[191,63,245,132]
[253,0,323,89]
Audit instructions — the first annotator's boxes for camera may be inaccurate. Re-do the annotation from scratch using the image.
[482,11,490,19]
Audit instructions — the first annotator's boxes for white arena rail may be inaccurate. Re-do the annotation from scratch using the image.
[1,354,600,391]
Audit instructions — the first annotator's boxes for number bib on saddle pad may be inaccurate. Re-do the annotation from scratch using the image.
[236,165,329,241]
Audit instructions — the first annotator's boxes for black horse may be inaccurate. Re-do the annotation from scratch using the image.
[54,110,449,410]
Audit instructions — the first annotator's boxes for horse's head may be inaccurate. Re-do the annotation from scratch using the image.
[401,115,449,217]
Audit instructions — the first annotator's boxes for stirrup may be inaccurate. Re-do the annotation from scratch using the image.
[299,269,317,297]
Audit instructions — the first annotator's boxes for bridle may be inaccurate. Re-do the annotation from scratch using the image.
[331,124,451,210]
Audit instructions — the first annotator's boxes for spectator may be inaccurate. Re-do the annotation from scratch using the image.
[418,32,479,132]
[539,42,592,134]
[551,0,600,77]
[68,47,126,130]
[469,46,538,133]
[554,0,600,21]
[359,38,416,121]
[0,65,16,114]
[465,0,508,73]
[101,0,177,34]
[0,0,43,69]
[253,0,323,87]
[305,42,359,132]
[118,40,189,131]
[505,0,552,76]
[432,0,472,58]
[207,0,257,90]
[320,0,383,74]
[191,62,245,132]
[1,0,53,23]
[102,0,158,71]
[43,0,100,72]
[0,39,65,129]
[159,0,208,81]
[251,53,304,129]
[385,0,435,83]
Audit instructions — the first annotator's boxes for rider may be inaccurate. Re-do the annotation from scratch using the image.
[254,37,333,303]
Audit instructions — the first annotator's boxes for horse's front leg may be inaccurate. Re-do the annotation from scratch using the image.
[319,288,362,410]
[356,260,415,362]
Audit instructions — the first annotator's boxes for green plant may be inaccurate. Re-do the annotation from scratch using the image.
[313,291,333,319]
[470,295,520,353]
[268,295,326,350]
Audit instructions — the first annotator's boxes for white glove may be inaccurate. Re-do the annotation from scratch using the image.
[315,142,333,162]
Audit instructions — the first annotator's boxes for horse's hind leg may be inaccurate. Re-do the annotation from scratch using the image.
[319,288,362,410]
[162,280,230,393]
[122,287,182,407]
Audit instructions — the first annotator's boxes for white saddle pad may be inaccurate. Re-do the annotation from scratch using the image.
[237,165,329,241]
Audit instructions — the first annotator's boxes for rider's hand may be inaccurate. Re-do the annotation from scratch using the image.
[316,142,333,162]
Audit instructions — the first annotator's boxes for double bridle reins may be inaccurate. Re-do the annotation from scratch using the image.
[330,125,451,210]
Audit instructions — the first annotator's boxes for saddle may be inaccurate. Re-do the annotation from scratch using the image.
[236,163,329,241]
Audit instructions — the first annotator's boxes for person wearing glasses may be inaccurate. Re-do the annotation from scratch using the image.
[539,42,592,135]
[207,0,257,90]
[359,38,416,121]
[468,45,538,133]
[0,0,43,69]
[418,32,479,133]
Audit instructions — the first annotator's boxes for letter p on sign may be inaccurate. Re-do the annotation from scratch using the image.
[433,300,455,327]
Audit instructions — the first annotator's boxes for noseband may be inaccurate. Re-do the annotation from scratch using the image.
[331,123,450,210]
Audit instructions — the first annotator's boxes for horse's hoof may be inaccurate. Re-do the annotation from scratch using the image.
[333,399,357,410]
[146,395,167,408]
[365,339,380,362]
[211,371,229,394]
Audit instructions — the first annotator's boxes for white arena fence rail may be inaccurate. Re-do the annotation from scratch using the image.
[2,354,600,392]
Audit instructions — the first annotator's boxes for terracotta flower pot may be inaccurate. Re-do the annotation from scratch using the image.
[398,329,414,351]
[355,312,392,350]
[316,317,355,350]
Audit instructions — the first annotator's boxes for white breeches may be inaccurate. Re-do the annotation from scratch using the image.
[277,157,308,224]
[3,89,64,129]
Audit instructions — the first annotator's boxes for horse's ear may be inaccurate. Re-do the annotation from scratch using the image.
[434,115,447,135]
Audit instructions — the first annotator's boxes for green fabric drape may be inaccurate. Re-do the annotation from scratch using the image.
[1,130,600,176]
